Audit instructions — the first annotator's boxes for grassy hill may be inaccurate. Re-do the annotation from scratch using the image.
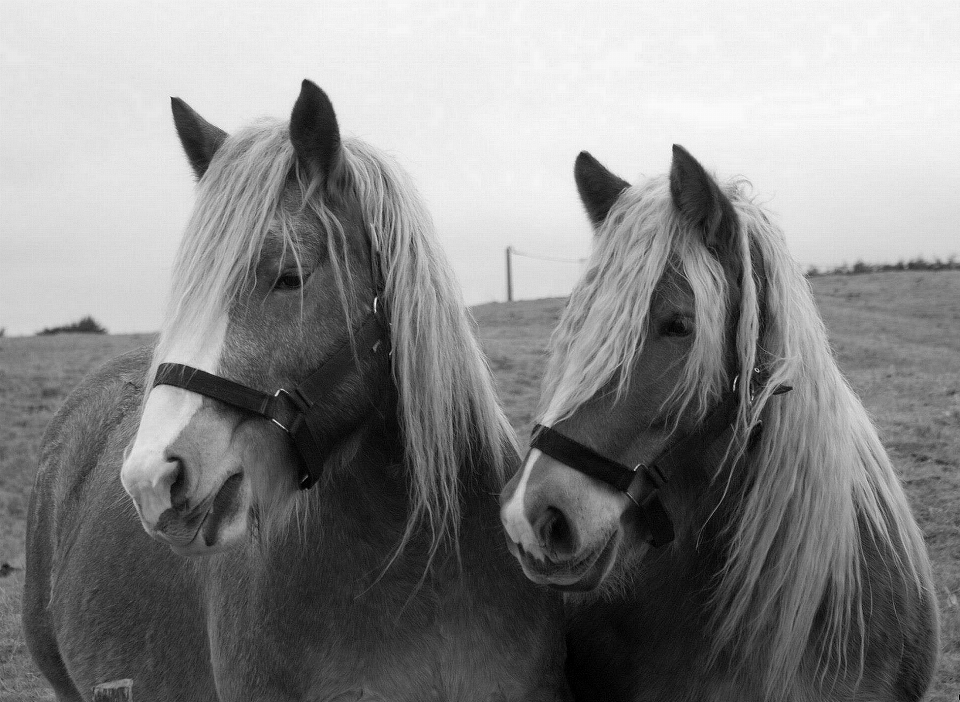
[1,270,958,700]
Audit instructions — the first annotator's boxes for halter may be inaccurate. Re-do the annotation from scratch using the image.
[153,231,391,490]
[530,255,792,548]
[531,370,791,547]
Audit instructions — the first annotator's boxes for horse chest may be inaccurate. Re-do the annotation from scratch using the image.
[210,616,546,702]
[204,554,555,701]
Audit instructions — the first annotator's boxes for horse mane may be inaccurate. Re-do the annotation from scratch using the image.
[541,175,933,696]
[334,138,518,554]
[151,119,517,557]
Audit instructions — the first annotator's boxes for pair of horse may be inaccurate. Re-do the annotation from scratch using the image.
[23,81,938,701]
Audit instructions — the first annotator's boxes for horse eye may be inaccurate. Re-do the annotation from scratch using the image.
[274,271,305,290]
[662,315,693,337]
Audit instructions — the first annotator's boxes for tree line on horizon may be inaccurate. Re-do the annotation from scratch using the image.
[36,315,108,336]
[805,255,958,277]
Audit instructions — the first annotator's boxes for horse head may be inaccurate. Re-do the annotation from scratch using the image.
[500,146,755,590]
[121,81,390,554]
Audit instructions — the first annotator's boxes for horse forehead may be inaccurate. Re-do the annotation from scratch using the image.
[257,228,304,263]
[257,214,326,269]
[651,269,695,307]
[269,189,369,261]
[160,306,229,369]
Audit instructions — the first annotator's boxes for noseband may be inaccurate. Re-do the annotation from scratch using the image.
[531,369,791,547]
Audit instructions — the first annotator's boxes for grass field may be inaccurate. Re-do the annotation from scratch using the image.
[1,270,958,700]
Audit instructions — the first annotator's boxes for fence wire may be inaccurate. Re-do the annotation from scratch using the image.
[508,248,588,265]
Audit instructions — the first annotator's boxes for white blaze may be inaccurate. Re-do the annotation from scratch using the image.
[121,315,227,526]
[500,447,544,551]
[500,392,567,554]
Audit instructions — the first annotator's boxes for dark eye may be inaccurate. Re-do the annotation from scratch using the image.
[274,271,306,290]
[661,315,693,337]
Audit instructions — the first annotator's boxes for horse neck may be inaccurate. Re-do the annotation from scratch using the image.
[305,387,413,557]
[563,441,754,698]
[598,427,752,645]
[267,383,507,586]
[654,416,747,545]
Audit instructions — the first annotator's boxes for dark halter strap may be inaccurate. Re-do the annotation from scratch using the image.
[154,299,390,490]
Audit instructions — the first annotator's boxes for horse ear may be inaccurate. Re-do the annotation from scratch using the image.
[669,144,738,252]
[575,151,630,229]
[171,98,227,180]
[289,80,341,184]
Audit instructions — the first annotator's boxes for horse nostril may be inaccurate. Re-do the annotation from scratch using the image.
[534,506,578,559]
[167,458,189,510]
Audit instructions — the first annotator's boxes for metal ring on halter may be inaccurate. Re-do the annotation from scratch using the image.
[731,366,763,406]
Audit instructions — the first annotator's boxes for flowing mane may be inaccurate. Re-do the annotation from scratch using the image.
[151,119,517,553]
[540,174,934,695]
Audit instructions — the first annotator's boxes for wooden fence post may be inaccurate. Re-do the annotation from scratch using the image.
[93,679,133,701]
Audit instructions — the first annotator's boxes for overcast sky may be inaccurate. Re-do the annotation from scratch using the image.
[2,1,958,336]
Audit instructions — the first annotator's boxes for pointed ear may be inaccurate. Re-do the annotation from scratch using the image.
[574,151,630,229]
[289,80,341,184]
[669,144,738,252]
[171,98,227,180]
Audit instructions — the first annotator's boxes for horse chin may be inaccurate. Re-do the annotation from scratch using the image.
[165,534,240,557]
[153,472,251,557]
[516,530,621,592]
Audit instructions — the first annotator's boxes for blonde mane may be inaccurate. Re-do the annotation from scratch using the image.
[540,175,933,696]
[152,119,517,556]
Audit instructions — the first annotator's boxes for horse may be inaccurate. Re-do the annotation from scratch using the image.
[23,80,569,702]
[500,146,939,701]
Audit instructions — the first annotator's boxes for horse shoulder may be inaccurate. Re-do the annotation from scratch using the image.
[24,346,151,700]
[37,346,151,543]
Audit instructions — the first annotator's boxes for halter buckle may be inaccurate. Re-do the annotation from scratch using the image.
[270,388,297,434]
[371,296,394,358]
[625,463,645,509]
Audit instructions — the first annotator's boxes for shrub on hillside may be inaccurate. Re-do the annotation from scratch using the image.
[37,316,108,336]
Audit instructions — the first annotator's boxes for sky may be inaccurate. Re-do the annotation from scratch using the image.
[1,1,958,336]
